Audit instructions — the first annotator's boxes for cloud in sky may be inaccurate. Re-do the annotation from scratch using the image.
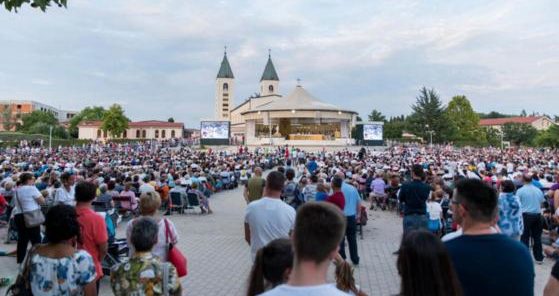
[0,0,558,126]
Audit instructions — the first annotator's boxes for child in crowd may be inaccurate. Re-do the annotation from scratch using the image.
[335,256,368,296]
[247,239,293,296]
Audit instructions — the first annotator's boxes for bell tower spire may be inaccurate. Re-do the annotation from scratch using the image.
[259,49,279,96]
[215,47,234,120]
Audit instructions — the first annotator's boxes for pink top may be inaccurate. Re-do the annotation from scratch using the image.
[119,190,137,210]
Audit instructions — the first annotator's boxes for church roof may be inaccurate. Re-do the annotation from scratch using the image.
[244,85,356,114]
[217,53,234,79]
[260,55,279,81]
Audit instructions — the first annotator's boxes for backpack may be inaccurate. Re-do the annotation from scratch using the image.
[286,182,304,208]
[105,212,116,243]
[282,181,298,201]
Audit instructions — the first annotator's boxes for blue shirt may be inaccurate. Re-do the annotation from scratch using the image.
[445,234,534,296]
[341,182,360,217]
[517,183,544,214]
[497,192,524,238]
[315,191,328,202]
[306,161,318,173]
[532,179,543,189]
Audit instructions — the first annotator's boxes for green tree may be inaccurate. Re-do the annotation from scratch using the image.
[520,109,527,117]
[27,122,68,138]
[384,116,406,139]
[502,123,537,146]
[445,95,480,142]
[2,0,67,12]
[167,117,175,123]
[482,127,502,147]
[535,124,559,148]
[478,111,514,119]
[101,104,129,138]
[15,110,68,138]
[18,111,58,132]
[406,87,454,143]
[68,106,106,138]
[367,109,386,122]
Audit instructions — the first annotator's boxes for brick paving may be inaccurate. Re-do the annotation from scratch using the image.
[0,185,554,295]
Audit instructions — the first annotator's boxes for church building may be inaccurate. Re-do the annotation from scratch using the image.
[214,50,357,146]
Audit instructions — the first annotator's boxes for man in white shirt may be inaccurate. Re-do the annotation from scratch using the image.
[244,171,295,261]
[54,172,75,206]
[261,202,350,296]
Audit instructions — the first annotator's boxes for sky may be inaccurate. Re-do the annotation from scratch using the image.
[0,0,558,127]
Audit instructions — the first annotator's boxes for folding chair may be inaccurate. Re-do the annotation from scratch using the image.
[92,201,111,212]
[112,196,136,217]
[169,192,185,214]
[186,192,201,214]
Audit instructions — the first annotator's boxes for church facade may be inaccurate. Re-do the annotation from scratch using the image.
[214,51,357,146]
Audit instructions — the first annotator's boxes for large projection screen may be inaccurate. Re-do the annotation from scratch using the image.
[363,123,383,141]
[200,121,230,145]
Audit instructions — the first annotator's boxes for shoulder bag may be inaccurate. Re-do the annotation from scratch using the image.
[15,190,45,228]
[6,245,38,296]
[164,219,188,277]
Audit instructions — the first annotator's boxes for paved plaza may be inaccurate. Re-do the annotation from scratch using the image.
[0,184,554,295]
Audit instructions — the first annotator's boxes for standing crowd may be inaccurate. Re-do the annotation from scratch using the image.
[243,144,559,296]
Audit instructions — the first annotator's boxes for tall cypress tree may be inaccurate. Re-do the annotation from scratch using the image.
[406,87,453,143]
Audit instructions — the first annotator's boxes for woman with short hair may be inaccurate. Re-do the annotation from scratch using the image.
[112,217,182,296]
[125,191,179,261]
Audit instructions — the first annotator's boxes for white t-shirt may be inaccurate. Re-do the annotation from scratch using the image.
[426,201,442,220]
[54,186,75,206]
[260,283,350,296]
[244,197,296,261]
[139,183,155,194]
[14,185,42,214]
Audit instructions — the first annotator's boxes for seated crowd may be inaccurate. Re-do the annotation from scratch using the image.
[2,142,559,295]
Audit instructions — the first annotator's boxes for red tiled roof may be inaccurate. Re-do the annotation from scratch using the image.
[129,121,183,128]
[78,120,183,128]
[479,116,541,126]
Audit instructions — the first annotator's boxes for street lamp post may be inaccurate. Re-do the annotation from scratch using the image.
[500,130,504,150]
[268,111,272,148]
[49,125,53,151]
[425,124,434,148]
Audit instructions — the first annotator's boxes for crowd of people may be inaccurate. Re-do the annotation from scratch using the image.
[1,142,559,295]
[243,144,559,296]
[0,141,280,295]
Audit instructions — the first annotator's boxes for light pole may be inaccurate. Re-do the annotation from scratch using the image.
[425,124,434,148]
[499,130,504,150]
[268,111,272,148]
[49,125,53,151]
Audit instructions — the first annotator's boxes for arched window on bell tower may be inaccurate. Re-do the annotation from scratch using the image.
[268,85,274,93]
[223,83,229,92]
